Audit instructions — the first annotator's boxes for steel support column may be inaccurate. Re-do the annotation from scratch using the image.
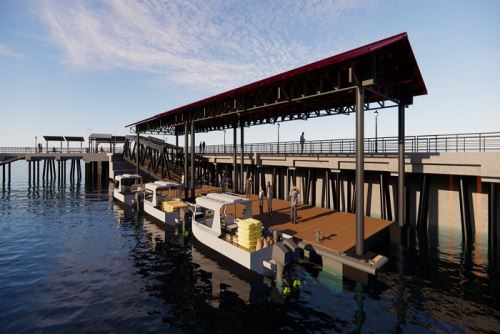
[398,104,405,227]
[184,122,189,198]
[190,121,195,198]
[240,122,244,194]
[136,132,140,174]
[233,126,237,192]
[355,86,365,256]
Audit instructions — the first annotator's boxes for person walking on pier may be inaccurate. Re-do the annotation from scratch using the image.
[266,181,273,215]
[300,132,305,153]
[289,185,300,224]
[258,186,264,215]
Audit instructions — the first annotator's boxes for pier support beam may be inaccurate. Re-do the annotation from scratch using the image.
[355,86,365,256]
[488,183,498,264]
[459,176,474,243]
[398,104,406,227]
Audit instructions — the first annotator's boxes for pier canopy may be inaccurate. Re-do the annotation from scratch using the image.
[127,32,426,135]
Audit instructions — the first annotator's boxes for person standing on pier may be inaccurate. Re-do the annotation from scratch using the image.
[300,132,305,153]
[258,186,264,215]
[221,171,226,192]
[245,174,252,196]
[202,141,206,153]
[289,185,300,224]
[199,141,202,153]
[266,181,273,215]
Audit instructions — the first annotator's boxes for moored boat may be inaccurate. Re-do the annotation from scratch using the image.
[192,192,275,276]
[113,173,142,206]
[143,181,188,225]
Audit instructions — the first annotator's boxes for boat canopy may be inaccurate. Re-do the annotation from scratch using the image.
[115,173,142,181]
[146,181,181,192]
[206,193,252,205]
[195,196,229,211]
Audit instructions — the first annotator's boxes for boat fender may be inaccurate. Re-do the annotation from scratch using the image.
[292,279,301,289]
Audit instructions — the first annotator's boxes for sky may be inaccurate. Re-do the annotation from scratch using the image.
[1,0,499,147]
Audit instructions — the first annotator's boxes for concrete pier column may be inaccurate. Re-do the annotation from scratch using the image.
[398,104,406,227]
[28,161,32,185]
[355,86,365,256]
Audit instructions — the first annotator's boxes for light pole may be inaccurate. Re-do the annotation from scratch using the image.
[374,110,379,153]
[35,136,37,152]
[277,123,280,153]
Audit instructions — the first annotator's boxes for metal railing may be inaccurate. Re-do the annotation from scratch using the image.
[197,131,500,155]
[0,147,123,154]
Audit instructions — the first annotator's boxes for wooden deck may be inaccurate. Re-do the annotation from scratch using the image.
[197,187,393,254]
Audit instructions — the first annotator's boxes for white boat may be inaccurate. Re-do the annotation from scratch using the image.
[113,173,142,206]
[143,181,185,226]
[192,192,274,276]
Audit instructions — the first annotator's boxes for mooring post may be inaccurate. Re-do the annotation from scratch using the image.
[355,86,365,256]
[398,104,406,227]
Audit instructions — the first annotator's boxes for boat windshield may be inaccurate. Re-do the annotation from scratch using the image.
[195,207,214,228]
[144,189,154,202]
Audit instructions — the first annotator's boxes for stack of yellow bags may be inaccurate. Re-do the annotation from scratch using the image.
[237,218,262,252]
[161,200,189,212]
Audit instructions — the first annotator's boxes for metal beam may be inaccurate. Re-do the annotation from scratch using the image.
[184,121,189,198]
[398,104,405,227]
[355,86,365,256]
[136,133,140,174]
[190,121,195,198]
[240,121,244,194]
[233,126,237,192]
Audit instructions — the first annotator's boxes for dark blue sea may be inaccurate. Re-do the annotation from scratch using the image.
[0,162,498,333]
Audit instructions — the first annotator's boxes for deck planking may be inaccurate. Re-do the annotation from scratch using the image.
[197,187,392,254]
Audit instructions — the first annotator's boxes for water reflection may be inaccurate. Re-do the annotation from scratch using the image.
[1,162,498,333]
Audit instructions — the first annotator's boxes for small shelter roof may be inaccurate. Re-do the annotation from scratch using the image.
[89,133,113,141]
[43,136,65,141]
[64,136,85,142]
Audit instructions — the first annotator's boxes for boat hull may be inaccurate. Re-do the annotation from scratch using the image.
[144,201,180,226]
[192,220,273,275]
[113,189,135,206]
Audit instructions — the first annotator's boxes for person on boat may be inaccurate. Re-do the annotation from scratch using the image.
[258,186,264,215]
[266,181,273,215]
[289,185,300,224]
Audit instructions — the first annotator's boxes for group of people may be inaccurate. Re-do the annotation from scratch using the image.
[199,141,206,153]
[257,181,300,224]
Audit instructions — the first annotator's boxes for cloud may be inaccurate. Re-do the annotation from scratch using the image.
[0,43,23,58]
[36,0,366,91]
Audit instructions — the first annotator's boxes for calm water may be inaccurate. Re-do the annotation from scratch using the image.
[0,163,499,333]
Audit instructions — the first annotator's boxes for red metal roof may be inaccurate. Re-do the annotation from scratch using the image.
[127,32,426,128]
